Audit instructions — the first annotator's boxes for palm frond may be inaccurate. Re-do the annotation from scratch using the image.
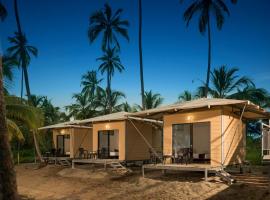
[6,119,25,141]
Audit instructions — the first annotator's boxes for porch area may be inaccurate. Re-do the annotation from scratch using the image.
[142,163,222,181]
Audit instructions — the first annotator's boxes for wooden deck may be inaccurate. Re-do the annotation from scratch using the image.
[72,158,119,169]
[142,163,222,181]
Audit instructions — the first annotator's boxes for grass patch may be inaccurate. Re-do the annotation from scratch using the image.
[246,136,261,165]
[13,148,35,164]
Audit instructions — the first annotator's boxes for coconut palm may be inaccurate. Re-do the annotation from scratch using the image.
[5,96,43,141]
[0,2,20,198]
[81,70,103,98]
[209,66,254,98]
[97,47,124,113]
[7,32,38,100]
[88,3,129,51]
[178,90,194,102]
[121,101,136,112]
[182,0,237,97]
[3,55,18,94]
[136,90,163,110]
[138,0,145,110]
[30,95,45,107]
[66,93,98,120]
[0,1,7,21]
[96,87,126,114]
[228,86,270,108]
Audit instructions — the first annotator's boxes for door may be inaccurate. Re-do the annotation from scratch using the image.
[172,124,192,155]
[57,135,65,156]
[98,130,119,158]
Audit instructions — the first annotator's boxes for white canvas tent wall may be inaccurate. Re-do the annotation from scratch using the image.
[262,123,270,163]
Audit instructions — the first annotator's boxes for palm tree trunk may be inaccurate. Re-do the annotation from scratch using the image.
[20,67,23,99]
[0,56,19,199]
[14,0,43,163]
[138,0,145,110]
[205,15,211,98]
[107,70,112,113]
[14,0,22,34]
[22,62,31,101]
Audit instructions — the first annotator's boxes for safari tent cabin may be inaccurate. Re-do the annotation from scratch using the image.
[130,98,270,167]
[67,112,163,161]
[39,112,163,162]
[38,123,93,158]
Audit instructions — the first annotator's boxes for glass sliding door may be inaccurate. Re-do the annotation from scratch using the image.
[172,124,192,155]
[98,130,119,159]
[57,135,64,156]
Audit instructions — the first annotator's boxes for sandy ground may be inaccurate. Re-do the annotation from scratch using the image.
[16,163,270,200]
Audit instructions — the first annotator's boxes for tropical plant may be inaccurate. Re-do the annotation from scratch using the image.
[3,55,18,94]
[5,96,43,141]
[228,86,270,108]
[136,90,163,110]
[97,47,124,113]
[178,90,194,102]
[7,32,38,100]
[0,1,7,21]
[96,87,126,114]
[65,92,98,120]
[138,0,145,110]
[182,0,237,97]
[208,66,254,98]
[88,3,129,51]
[121,101,136,112]
[81,70,102,98]
[30,95,45,107]
[0,2,20,198]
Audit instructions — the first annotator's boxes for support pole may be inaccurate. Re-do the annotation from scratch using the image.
[128,119,162,162]
[142,165,145,178]
[223,103,247,165]
[72,160,75,169]
[261,123,264,158]
[205,168,208,181]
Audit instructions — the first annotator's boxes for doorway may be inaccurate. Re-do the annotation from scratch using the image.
[98,130,119,159]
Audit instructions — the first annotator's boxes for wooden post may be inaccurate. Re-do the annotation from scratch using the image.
[104,160,107,170]
[142,165,145,178]
[72,160,75,169]
[204,168,208,181]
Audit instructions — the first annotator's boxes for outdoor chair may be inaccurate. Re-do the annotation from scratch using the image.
[78,148,88,159]
[88,151,98,159]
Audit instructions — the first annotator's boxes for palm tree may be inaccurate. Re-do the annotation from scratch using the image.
[228,86,270,108]
[97,47,124,113]
[7,32,38,101]
[137,90,163,110]
[40,97,62,125]
[182,0,237,97]
[121,101,136,112]
[0,2,20,198]
[0,1,7,21]
[81,70,102,98]
[138,0,145,110]
[66,93,98,120]
[5,96,43,141]
[30,95,45,107]
[88,3,129,51]
[3,55,18,94]
[96,87,126,114]
[178,90,194,102]
[209,66,254,98]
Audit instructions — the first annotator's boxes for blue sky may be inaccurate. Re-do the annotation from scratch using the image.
[1,0,270,108]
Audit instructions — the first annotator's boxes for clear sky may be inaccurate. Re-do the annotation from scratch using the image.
[1,0,270,108]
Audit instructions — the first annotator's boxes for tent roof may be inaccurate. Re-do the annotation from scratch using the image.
[39,98,269,130]
[38,123,92,130]
[129,98,269,119]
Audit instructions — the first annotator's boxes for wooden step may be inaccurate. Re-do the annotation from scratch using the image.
[216,170,234,185]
